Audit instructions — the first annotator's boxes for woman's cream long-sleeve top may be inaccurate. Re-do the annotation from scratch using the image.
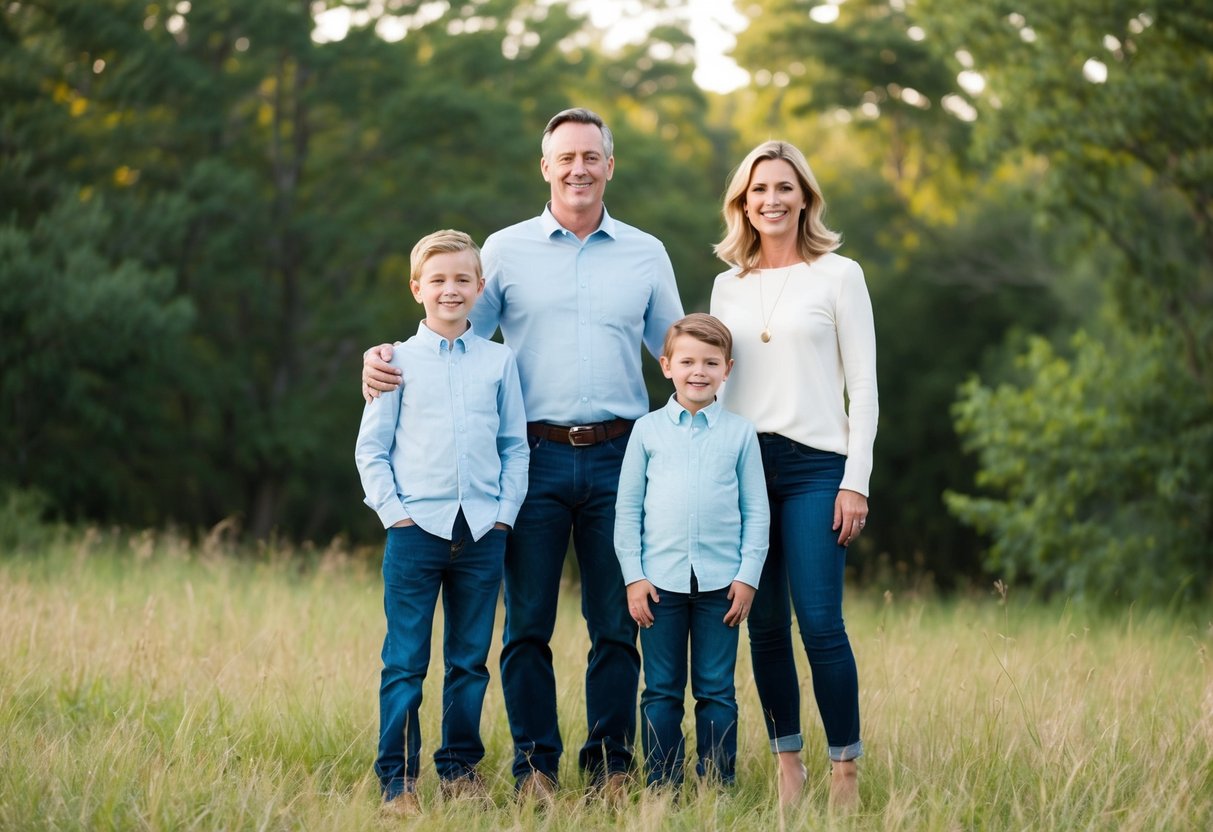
[710,253,878,496]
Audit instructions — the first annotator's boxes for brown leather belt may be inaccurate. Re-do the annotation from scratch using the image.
[526,419,633,447]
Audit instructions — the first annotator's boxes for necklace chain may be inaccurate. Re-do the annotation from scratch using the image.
[757,264,795,343]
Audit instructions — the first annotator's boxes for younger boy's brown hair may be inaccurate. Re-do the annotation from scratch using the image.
[662,313,734,363]
[409,229,481,283]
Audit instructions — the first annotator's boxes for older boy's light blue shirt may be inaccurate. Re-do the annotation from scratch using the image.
[355,322,528,541]
[472,205,683,424]
[614,396,769,593]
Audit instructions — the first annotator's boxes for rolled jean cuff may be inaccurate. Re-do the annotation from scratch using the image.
[769,733,804,754]
[828,740,863,762]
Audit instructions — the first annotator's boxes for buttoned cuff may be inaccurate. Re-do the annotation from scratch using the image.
[734,555,765,590]
[615,550,645,586]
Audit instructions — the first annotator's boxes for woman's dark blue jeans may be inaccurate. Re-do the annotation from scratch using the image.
[749,434,862,762]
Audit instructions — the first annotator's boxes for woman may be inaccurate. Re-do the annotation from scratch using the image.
[710,140,877,809]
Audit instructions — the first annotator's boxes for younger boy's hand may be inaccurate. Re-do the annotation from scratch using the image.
[627,580,660,629]
[723,580,756,628]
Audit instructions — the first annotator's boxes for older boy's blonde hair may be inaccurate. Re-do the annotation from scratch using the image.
[409,230,481,283]
[662,313,734,363]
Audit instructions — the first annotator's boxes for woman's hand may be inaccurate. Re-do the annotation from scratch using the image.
[833,489,868,546]
[362,343,402,403]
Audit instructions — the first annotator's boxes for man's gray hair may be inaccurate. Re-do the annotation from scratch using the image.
[541,108,614,159]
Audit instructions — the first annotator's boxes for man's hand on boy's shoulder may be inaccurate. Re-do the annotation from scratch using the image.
[723,580,756,628]
[362,343,403,403]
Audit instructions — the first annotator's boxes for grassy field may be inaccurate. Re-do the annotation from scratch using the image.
[1,530,1210,831]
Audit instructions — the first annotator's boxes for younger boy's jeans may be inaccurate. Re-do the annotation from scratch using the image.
[376,511,505,799]
[638,583,739,787]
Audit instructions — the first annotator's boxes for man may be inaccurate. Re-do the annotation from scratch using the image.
[362,108,684,798]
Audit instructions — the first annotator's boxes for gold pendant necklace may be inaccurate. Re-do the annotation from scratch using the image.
[758,264,795,343]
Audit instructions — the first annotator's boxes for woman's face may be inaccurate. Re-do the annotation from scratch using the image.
[744,158,806,240]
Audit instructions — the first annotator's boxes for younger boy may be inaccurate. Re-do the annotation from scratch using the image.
[355,229,528,813]
[614,313,769,788]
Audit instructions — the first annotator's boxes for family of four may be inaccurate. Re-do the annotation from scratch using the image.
[354,108,878,815]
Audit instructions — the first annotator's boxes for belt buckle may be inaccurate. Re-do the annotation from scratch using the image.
[567,425,597,447]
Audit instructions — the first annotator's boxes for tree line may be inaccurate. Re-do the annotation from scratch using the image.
[3,0,1209,602]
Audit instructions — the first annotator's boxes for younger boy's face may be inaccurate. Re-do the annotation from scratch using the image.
[410,250,484,328]
[659,334,732,414]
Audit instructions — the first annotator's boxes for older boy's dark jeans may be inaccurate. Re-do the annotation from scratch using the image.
[639,584,739,787]
[376,512,505,799]
[500,433,639,785]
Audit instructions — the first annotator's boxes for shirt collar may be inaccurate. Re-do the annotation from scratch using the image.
[415,320,475,353]
[540,203,617,241]
[661,393,722,427]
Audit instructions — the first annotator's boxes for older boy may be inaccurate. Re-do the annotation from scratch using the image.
[355,230,528,813]
[614,313,769,788]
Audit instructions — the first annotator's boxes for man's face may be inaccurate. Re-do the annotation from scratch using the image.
[540,121,614,219]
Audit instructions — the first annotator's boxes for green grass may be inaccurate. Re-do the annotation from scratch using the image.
[1,530,1210,830]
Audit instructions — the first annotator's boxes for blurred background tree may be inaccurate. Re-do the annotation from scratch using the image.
[2,0,1208,601]
[922,0,1213,601]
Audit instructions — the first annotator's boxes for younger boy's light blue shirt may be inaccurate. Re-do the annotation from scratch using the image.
[614,396,769,593]
[355,322,528,541]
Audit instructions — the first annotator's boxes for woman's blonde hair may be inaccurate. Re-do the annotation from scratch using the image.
[713,140,839,276]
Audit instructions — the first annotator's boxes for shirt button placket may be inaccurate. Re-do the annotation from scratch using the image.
[576,250,592,415]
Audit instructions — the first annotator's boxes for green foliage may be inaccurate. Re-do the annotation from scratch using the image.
[919,0,1213,386]
[729,0,975,191]
[0,488,57,554]
[6,0,1208,601]
[917,0,1213,600]
[947,326,1213,602]
[862,184,1068,584]
[0,0,726,541]
[0,195,194,523]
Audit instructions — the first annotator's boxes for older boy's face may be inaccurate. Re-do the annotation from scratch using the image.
[410,250,484,330]
[659,334,732,415]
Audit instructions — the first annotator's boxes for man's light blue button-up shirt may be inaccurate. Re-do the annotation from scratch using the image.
[355,322,529,541]
[473,205,684,424]
[614,396,770,593]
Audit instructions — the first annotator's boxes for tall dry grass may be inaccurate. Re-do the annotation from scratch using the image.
[1,530,1210,830]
